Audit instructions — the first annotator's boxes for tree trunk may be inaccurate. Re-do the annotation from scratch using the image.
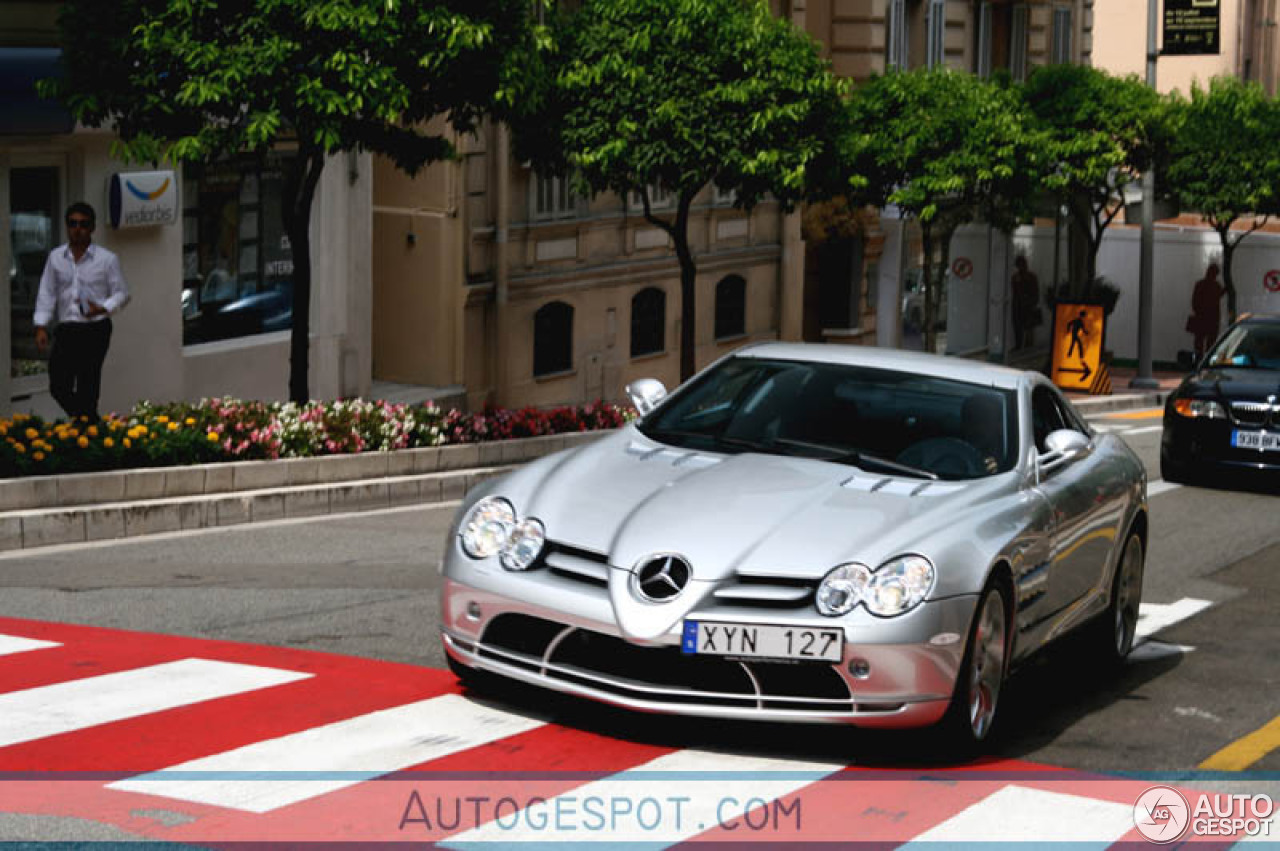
[1219,226,1239,323]
[282,147,326,403]
[921,222,936,353]
[672,194,696,382]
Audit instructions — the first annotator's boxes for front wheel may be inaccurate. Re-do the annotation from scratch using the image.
[938,578,1010,753]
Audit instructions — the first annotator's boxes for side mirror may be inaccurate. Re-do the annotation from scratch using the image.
[1044,428,1090,459]
[625,378,667,416]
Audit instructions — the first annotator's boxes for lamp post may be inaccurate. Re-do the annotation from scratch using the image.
[1131,0,1160,389]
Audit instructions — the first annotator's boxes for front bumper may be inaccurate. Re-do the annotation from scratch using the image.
[439,568,977,728]
[1162,412,1280,475]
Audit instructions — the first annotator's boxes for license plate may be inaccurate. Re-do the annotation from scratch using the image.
[681,620,843,662]
[1232,430,1280,451]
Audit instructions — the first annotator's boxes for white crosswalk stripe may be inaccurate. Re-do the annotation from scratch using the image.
[0,658,310,749]
[109,693,546,813]
[905,785,1135,843]
[0,634,60,657]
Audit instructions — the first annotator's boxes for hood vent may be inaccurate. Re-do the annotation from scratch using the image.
[625,441,721,470]
[841,472,965,496]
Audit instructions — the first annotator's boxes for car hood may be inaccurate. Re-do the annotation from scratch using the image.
[509,427,1008,582]
[1184,367,1280,399]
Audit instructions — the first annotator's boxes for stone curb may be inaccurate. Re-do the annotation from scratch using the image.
[1069,391,1169,415]
[0,430,607,514]
[0,465,516,553]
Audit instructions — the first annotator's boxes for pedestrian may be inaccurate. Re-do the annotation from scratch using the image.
[32,202,130,421]
[1011,256,1040,349]
[1186,262,1224,361]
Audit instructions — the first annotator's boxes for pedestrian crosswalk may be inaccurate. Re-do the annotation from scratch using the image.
[0,615,1258,845]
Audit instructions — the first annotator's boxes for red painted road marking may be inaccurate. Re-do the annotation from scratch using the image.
[0,618,1265,845]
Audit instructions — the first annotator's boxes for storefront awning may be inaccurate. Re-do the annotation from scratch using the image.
[0,47,73,136]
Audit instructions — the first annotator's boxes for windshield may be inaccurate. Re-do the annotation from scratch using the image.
[1206,323,1280,370]
[636,357,1018,480]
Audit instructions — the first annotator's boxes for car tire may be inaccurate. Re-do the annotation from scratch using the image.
[938,576,1011,756]
[1090,530,1145,667]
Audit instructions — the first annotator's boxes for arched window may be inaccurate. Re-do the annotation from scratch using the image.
[714,275,747,340]
[630,287,666,357]
[533,301,574,377]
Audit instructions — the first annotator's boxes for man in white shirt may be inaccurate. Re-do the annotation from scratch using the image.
[33,202,130,421]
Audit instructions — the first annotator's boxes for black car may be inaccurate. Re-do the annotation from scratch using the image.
[1161,313,1280,483]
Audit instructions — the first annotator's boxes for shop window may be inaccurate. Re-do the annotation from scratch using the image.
[181,153,295,345]
[534,301,574,376]
[714,275,746,340]
[8,163,61,378]
[630,287,666,357]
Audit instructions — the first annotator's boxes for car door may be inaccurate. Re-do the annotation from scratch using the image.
[1031,385,1119,618]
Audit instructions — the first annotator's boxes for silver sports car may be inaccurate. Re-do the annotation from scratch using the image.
[440,343,1148,748]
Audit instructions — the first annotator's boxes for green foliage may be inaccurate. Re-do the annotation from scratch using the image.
[1167,76,1280,319]
[517,0,846,209]
[43,0,538,174]
[841,68,1044,348]
[1168,76,1280,227]
[843,68,1044,231]
[1022,65,1175,287]
[513,0,844,380]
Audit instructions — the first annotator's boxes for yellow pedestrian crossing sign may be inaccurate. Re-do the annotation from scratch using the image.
[1051,303,1106,393]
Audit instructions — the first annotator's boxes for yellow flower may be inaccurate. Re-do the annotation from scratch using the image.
[88,425,99,437]
[185,417,196,426]
[77,436,89,449]
[155,415,169,424]
[13,444,24,454]
[68,428,79,438]
[207,431,219,442]
[167,421,179,431]
[104,437,114,448]
[136,425,148,435]
[123,437,132,449]
[25,427,37,440]
[33,451,44,461]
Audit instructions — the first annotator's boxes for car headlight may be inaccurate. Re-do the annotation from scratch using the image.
[459,497,516,558]
[1173,398,1226,419]
[816,564,872,616]
[500,518,546,571]
[864,555,935,617]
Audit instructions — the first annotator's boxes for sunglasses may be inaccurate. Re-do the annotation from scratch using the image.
[66,219,93,229]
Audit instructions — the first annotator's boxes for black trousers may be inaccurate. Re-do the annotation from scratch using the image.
[49,319,112,420]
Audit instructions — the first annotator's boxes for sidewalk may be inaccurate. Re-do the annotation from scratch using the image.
[1064,364,1184,415]
[0,367,1184,553]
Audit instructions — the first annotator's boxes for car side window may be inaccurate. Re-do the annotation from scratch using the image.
[1031,386,1067,453]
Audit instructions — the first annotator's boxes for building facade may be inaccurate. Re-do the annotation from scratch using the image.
[1,1,373,419]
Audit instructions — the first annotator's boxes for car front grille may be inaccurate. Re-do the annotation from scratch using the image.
[541,540,818,608]
[1230,401,1280,428]
[476,613,859,714]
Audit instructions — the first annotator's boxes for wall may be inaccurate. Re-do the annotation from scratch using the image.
[1092,0,1241,93]
[1013,221,1280,363]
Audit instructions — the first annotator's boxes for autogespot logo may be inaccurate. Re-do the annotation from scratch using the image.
[1134,786,1190,843]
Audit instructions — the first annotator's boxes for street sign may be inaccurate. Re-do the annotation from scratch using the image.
[1051,303,1107,393]
[1264,269,1280,293]
[1163,0,1220,55]
[951,257,973,279]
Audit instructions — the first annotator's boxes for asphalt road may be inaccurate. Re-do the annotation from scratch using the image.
[0,410,1276,778]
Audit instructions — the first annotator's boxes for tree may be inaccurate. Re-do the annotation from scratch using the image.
[44,0,537,402]
[841,69,1044,352]
[1167,77,1280,321]
[1022,65,1172,298]
[513,0,846,382]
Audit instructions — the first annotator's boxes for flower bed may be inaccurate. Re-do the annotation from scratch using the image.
[0,398,634,479]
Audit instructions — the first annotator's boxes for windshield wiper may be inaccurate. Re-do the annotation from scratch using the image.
[770,437,938,480]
